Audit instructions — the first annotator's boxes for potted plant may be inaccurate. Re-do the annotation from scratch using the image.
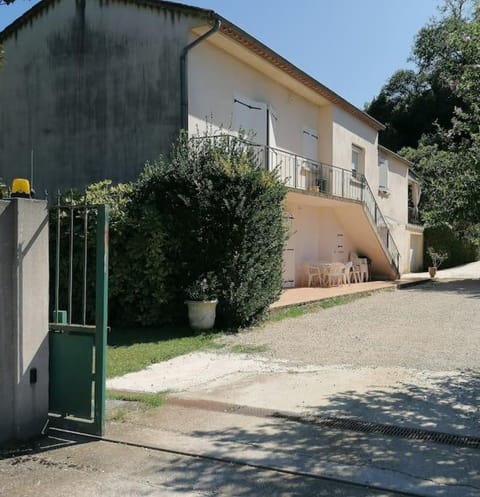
[185,274,218,331]
[426,247,448,278]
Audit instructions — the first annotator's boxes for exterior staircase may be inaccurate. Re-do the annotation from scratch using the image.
[255,142,400,277]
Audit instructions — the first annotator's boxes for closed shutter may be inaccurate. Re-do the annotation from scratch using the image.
[379,158,389,191]
[302,128,319,162]
[233,96,267,145]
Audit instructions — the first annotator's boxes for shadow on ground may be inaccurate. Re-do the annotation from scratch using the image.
[306,371,480,437]
[3,372,480,495]
[163,372,480,495]
[402,279,480,299]
[0,431,90,460]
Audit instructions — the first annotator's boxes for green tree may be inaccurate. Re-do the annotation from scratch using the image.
[368,0,480,256]
[366,0,475,151]
[400,2,480,250]
[366,69,456,150]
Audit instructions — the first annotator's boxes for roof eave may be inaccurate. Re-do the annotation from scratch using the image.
[379,145,413,167]
[217,17,385,132]
[1,0,385,133]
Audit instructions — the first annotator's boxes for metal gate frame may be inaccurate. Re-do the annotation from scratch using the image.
[48,203,109,436]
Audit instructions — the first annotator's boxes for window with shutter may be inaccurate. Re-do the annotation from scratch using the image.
[379,158,389,192]
[232,95,267,145]
[351,145,364,178]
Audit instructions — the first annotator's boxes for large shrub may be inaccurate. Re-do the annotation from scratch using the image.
[134,133,288,328]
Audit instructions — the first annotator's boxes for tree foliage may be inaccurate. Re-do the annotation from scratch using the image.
[366,69,457,150]
[366,0,476,151]
[368,0,480,255]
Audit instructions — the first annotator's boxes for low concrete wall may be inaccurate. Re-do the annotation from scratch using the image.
[0,199,49,444]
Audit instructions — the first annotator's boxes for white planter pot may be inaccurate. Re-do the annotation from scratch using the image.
[185,299,218,331]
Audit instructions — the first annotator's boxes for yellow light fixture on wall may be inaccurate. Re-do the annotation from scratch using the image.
[11,178,32,198]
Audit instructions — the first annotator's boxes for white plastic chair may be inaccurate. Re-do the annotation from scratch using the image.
[351,254,369,282]
[326,263,346,287]
[345,261,361,283]
[306,265,322,287]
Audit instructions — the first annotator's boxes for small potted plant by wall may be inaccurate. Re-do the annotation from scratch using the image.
[185,274,219,331]
[426,247,448,278]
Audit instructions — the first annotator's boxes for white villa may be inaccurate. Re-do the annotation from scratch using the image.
[0,0,424,285]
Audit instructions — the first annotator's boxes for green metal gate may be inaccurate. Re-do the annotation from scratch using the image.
[48,202,109,436]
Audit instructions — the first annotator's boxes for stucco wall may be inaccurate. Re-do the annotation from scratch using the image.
[285,196,354,286]
[376,152,411,273]
[332,107,378,184]
[188,38,325,160]
[0,0,205,194]
[0,199,49,444]
[377,153,408,226]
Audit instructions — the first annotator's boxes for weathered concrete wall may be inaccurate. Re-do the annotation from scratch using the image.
[0,201,15,443]
[0,0,207,194]
[0,199,49,444]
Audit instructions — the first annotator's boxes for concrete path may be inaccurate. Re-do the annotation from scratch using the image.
[1,425,407,497]
[108,352,480,437]
[104,403,480,497]
[273,259,479,310]
[271,276,428,309]
[403,260,480,280]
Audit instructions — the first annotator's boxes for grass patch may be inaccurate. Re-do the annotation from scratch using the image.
[107,390,166,408]
[268,292,373,322]
[229,344,269,354]
[107,326,224,378]
[107,291,377,377]
[108,408,128,422]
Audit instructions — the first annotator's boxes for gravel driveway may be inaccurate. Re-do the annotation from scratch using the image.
[221,280,480,371]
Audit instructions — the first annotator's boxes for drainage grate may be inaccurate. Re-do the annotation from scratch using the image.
[168,397,480,450]
[273,412,480,450]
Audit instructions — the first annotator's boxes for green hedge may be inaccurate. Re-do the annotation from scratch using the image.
[52,134,288,329]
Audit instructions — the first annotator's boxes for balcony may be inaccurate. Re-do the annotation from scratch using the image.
[253,143,400,272]
[195,135,401,274]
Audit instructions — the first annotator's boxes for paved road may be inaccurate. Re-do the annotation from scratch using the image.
[104,278,480,496]
[5,277,480,497]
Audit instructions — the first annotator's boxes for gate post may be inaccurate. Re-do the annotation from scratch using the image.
[0,199,49,444]
[94,205,109,436]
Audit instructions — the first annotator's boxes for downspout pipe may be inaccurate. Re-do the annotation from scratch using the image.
[180,18,221,130]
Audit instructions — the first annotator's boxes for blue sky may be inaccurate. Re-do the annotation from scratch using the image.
[1,0,441,108]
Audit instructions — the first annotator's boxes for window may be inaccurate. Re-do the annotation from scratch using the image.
[351,145,363,177]
[378,157,389,193]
